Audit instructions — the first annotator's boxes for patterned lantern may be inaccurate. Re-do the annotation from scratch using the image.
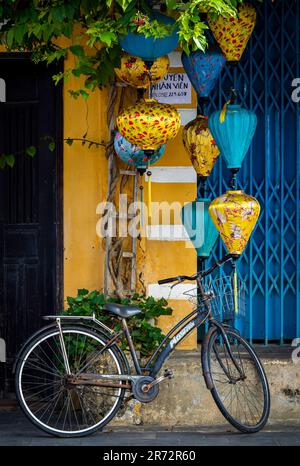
[183,115,220,177]
[181,47,226,98]
[114,132,165,172]
[115,54,169,89]
[208,3,256,62]
[116,99,181,151]
[119,12,179,61]
[209,190,260,256]
[208,104,257,170]
[181,198,218,258]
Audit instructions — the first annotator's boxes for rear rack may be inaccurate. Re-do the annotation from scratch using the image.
[43,315,114,334]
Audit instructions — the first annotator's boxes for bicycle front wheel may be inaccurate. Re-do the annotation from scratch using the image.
[15,325,126,437]
[204,325,270,433]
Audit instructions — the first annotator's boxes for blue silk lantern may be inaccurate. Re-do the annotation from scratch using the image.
[114,132,165,172]
[181,198,218,258]
[119,12,178,61]
[181,47,226,98]
[208,104,257,170]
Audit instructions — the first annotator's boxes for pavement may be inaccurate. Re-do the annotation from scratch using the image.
[0,408,300,446]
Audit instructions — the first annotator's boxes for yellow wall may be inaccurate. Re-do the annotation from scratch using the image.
[62,54,198,348]
[63,55,108,299]
[140,128,197,349]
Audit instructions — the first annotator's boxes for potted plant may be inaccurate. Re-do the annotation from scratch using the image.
[119,10,179,62]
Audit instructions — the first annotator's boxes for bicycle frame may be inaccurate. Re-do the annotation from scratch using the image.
[50,306,211,389]
[145,308,209,377]
[50,300,245,390]
[49,254,245,387]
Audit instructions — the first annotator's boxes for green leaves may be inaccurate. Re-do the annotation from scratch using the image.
[6,29,15,48]
[26,146,37,157]
[0,0,260,93]
[86,18,119,48]
[62,289,174,357]
[48,142,56,152]
[166,0,178,10]
[116,0,134,12]
[70,44,85,57]
[0,154,15,170]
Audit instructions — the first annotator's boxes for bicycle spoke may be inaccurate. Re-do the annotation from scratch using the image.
[17,328,124,435]
[208,327,267,429]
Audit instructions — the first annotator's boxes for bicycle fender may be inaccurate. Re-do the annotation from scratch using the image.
[12,322,114,374]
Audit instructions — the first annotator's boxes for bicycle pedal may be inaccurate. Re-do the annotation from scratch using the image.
[164,369,174,379]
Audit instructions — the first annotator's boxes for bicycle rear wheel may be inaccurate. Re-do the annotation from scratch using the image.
[203,325,270,433]
[15,325,126,437]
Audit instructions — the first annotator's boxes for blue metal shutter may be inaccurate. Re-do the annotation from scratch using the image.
[202,0,300,343]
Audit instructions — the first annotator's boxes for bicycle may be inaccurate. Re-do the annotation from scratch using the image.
[14,253,270,437]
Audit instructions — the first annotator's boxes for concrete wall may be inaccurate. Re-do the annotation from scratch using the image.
[114,351,300,427]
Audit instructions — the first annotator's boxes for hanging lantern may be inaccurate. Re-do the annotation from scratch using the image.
[114,132,165,172]
[207,3,256,62]
[181,46,226,98]
[208,104,257,171]
[115,54,169,89]
[181,198,218,258]
[119,12,179,61]
[209,190,260,256]
[183,115,220,177]
[116,99,180,151]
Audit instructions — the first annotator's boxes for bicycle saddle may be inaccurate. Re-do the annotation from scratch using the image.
[103,303,142,318]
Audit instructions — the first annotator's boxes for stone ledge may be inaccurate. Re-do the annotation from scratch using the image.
[170,345,294,361]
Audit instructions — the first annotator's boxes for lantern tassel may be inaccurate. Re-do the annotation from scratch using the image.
[233,268,238,315]
[139,185,144,228]
[219,99,231,123]
[147,170,152,219]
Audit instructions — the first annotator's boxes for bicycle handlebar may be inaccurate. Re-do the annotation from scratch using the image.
[200,254,233,277]
[158,275,197,285]
[158,254,233,285]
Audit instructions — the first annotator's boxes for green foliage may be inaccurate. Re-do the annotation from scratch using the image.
[0,0,262,95]
[62,289,173,357]
[0,154,15,169]
[0,138,56,170]
[25,146,37,157]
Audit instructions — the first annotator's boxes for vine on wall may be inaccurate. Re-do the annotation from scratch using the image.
[0,1,259,95]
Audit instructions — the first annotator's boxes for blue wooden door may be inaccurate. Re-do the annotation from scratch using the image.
[203,0,300,343]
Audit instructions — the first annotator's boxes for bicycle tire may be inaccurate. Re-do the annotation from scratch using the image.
[203,325,270,433]
[15,325,127,438]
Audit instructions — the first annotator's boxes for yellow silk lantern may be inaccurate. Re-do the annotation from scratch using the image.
[209,190,260,255]
[208,3,256,62]
[116,99,181,150]
[182,115,220,177]
[115,54,169,89]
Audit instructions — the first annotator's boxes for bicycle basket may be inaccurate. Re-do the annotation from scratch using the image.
[183,275,246,322]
